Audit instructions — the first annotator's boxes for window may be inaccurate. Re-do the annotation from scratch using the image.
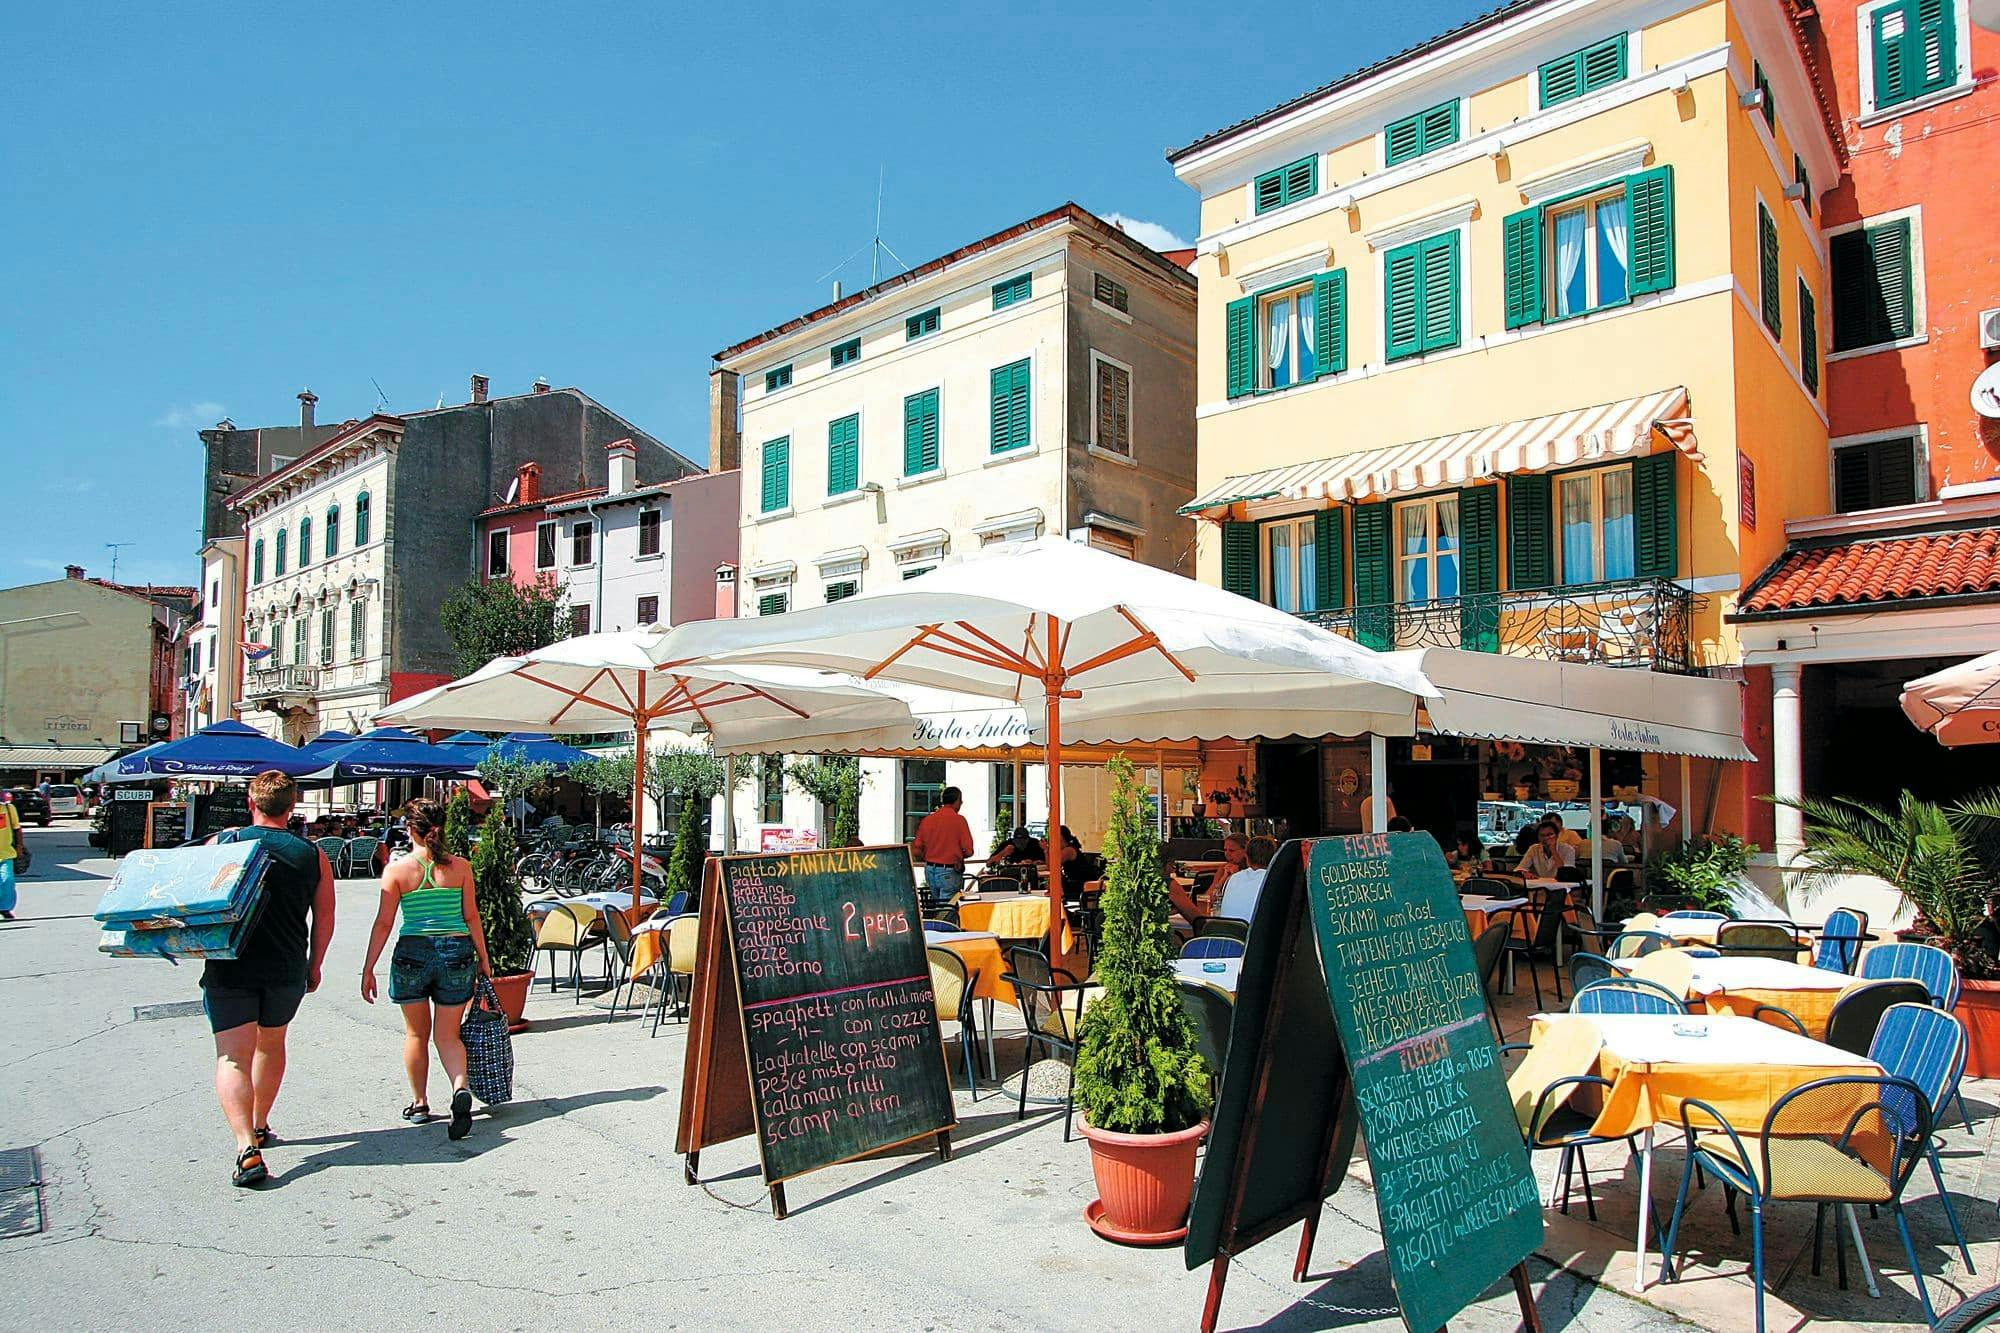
[764,364,792,393]
[1799,278,1820,395]
[1794,156,1812,217]
[905,307,941,341]
[827,415,860,495]
[486,529,510,577]
[760,437,790,513]
[324,506,339,558]
[275,529,287,576]
[1085,526,1137,560]
[637,507,661,557]
[1539,33,1627,107]
[1259,285,1318,388]
[830,337,860,369]
[1833,436,1920,512]
[1252,155,1317,214]
[209,581,219,609]
[1227,270,1346,397]
[570,605,591,637]
[252,540,264,585]
[1758,203,1782,337]
[318,609,335,666]
[1384,100,1459,166]
[269,623,282,664]
[353,492,371,546]
[292,616,308,666]
[637,594,659,625]
[1384,231,1460,361]
[349,601,365,658]
[1546,189,1630,319]
[903,388,940,476]
[1867,0,1962,112]
[901,759,947,842]
[1093,274,1130,312]
[1092,356,1132,458]
[757,590,788,616]
[298,516,311,567]
[1504,168,1673,329]
[989,359,1031,454]
[993,762,1019,832]
[824,578,859,603]
[535,520,557,570]
[759,756,784,824]
[1263,516,1319,614]
[1831,215,1917,351]
[1752,61,1775,131]
[1557,466,1636,585]
[1395,497,1461,601]
[571,520,594,566]
[992,273,1031,310]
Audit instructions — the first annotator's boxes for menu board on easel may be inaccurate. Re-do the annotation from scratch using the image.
[676,846,955,1217]
[146,802,190,851]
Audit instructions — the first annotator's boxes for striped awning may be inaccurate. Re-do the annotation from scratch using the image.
[0,745,120,770]
[1181,387,1697,516]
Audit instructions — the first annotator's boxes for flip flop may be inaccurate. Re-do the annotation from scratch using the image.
[232,1145,267,1187]
[447,1088,473,1141]
[401,1102,432,1124]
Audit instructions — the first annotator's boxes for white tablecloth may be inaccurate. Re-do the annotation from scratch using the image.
[525,893,658,917]
[1616,954,1850,996]
[1461,895,1528,914]
[1567,1012,1879,1068]
[921,927,1000,945]
[1173,958,1241,995]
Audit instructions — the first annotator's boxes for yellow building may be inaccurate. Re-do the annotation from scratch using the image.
[1169,0,1838,836]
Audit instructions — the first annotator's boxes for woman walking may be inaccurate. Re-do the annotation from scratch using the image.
[360,798,492,1140]
[0,790,19,920]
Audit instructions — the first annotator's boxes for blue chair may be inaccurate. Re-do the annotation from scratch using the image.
[1864,942,1972,1132]
[1181,936,1247,961]
[1571,977,1686,1016]
[1663,909,1730,921]
[1607,930,1673,959]
[1814,907,1870,974]
[1868,1003,1975,1271]
[663,890,690,916]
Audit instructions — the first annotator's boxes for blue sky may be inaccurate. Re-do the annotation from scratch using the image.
[2,0,1488,589]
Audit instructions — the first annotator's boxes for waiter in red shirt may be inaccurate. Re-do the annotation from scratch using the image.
[910,786,974,906]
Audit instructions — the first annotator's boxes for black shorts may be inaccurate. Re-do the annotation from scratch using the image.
[202,981,308,1033]
[389,934,477,1006]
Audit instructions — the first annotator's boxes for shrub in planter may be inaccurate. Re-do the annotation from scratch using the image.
[1649,834,1756,914]
[443,788,476,860]
[1073,756,1213,1243]
[471,806,537,1029]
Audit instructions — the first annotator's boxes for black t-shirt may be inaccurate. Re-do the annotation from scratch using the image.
[202,826,323,990]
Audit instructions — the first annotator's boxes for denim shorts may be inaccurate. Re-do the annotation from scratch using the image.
[389,934,476,1006]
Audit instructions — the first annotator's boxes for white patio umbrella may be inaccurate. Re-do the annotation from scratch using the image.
[375,629,920,907]
[661,537,1437,958]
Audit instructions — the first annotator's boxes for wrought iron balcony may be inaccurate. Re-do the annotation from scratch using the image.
[1300,577,1693,673]
[243,664,322,702]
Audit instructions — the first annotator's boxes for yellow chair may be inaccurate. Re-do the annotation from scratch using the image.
[649,915,701,1036]
[927,946,980,1091]
[534,903,603,1003]
[1630,948,1696,1002]
[1502,1016,1622,1218]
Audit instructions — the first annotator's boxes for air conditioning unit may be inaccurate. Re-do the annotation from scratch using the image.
[1980,308,2000,351]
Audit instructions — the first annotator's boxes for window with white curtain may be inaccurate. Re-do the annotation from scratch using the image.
[1262,516,1318,613]
[1558,466,1636,585]
[1395,497,1460,602]
[1259,285,1317,389]
[1547,190,1630,318]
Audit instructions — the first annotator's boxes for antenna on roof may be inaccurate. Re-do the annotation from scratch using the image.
[105,542,133,583]
[370,377,390,412]
[813,166,907,296]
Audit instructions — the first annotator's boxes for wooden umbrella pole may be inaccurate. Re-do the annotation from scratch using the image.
[631,674,648,912]
[1044,615,1065,965]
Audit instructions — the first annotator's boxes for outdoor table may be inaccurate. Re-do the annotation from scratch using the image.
[926,925,1010,1079]
[1625,917,1810,950]
[524,893,658,933]
[957,893,1052,942]
[1612,954,1854,1037]
[1526,1011,1881,1289]
[1171,957,1240,996]
[1461,894,1528,936]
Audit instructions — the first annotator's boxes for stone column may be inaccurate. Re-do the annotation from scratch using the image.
[1771,662,1804,865]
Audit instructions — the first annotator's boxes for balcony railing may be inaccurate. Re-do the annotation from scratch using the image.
[1300,577,1692,673]
[244,664,322,700]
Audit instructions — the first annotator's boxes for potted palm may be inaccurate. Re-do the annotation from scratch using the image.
[1073,756,1213,1244]
[1775,792,2000,1074]
[470,806,537,1031]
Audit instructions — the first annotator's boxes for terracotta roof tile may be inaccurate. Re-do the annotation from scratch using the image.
[1738,527,2000,616]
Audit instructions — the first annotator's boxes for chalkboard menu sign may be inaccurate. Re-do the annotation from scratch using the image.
[677,847,955,1216]
[191,788,250,843]
[1303,832,1541,1333]
[146,803,190,851]
[108,799,151,858]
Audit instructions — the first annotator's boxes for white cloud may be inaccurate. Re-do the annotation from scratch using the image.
[1102,214,1191,253]
[154,401,227,431]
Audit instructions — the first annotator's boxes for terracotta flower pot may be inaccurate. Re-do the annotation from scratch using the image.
[489,970,534,1034]
[1956,978,2000,1079]
[1080,1118,1209,1245]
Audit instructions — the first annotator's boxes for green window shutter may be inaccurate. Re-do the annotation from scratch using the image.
[1830,217,1915,350]
[992,273,1031,310]
[1539,51,1584,106]
[1916,0,1957,95]
[765,364,792,392]
[1384,242,1424,362]
[827,415,859,495]
[354,494,370,545]
[1507,474,1554,590]
[903,389,939,475]
[760,436,790,512]
[1225,297,1256,397]
[1759,205,1782,337]
[1350,503,1393,650]
[1754,62,1774,130]
[1252,155,1317,213]
[989,359,1031,453]
[1253,170,1286,214]
[253,540,264,585]
[830,338,860,368]
[1626,165,1676,295]
[1502,207,1544,328]
[1794,156,1811,216]
[1874,0,1912,106]
[1799,280,1820,395]
[758,592,787,617]
[1581,34,1628,92]
[824,580,858,603]
[1458,486,1500,652]
[1632,452,1679,580]
[1384,114,1424,166]
[905,307,940,340]
[1313,508,1346,610]
[1835,438,1919,512]
[275,530,286,575]
[1418,232,1460,352]
[1220,521,1260,600]
[299,519,310,566]
[325,508,338,558]
[1311,270,1347,377]
[1420,101,1459,154]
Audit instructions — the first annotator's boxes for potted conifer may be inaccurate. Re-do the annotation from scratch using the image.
[470,806,537,1031]
[1073,756,1213,1244]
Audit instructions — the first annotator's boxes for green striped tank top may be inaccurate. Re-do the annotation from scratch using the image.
[398,855,470,937]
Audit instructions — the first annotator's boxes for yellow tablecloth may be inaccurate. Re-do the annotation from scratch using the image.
[958,895,1052,940]
[931,935,1012,1006]
[1617,955,1852,1039]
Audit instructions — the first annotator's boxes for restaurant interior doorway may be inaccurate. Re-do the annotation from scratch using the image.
[1386,736,1482,846]
[1257,740,1321,839]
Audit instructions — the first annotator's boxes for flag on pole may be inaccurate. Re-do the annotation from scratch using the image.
[242,641,275,662]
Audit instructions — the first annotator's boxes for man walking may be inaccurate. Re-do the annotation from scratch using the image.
[910,786,973,906]
[202,771,335,1186]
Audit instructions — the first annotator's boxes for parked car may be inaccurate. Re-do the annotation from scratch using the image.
[41,783,85,817]
[6,788,52,826]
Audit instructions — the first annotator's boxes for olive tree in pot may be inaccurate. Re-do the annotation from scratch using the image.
[471,806,537,1031]
[1073,756,1213,1244]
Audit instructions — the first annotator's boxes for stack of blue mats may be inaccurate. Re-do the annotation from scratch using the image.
[94,840,272,960]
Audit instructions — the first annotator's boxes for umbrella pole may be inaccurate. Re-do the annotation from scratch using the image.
[631,678,648,913]
[1044,616,1065,965]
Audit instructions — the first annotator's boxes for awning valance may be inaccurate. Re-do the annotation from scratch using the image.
[0,745,120,770]
[1181,387,1696,516]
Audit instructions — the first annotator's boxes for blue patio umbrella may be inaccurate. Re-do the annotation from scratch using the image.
[435,731,496,750]
[114,719,332,781]
[487,732,591,771]
[299,730,357,755]
[313,727,476,781]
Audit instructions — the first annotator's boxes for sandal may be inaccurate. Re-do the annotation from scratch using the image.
[253,1125,275,1148]
[232,1145,267,1187]
[401,1102,432,1124]
[448,1088,473,1141]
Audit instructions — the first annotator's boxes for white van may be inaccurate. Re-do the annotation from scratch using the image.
[42,784,86,817]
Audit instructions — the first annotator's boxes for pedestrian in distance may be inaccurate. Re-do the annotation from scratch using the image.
[360,797,493,1140]
[0,790,20,920]
[203,771,337,1187]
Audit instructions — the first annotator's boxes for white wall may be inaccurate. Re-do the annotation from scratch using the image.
[561,496,676,633]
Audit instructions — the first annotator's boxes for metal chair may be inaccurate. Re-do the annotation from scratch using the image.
[1567,951,1618,994]
[314,836,347,871]
[1462,875,1520,897]
[927,947,981,1093]
[1563,901,1620,956]
[1607,930,1673,959]
[1660,1075,1939,1332]
[1571,977,1686,1016]
[1180,936,1246,961]
[1175,979,1234,1088]
[1863,942,1973,1132]
[1751,1003,1809,1035]
[1501,1034,1651,1224]
[601,909,640,1021]
[343,835,381,878]
[1718,920,1802,962]
[1504,889,1569,1009]
[1825,978,1930,1058]
[1196,916,1249,943]
[1001,947,1089,1141]
[1815,907,1871,974]
[663,890,690,916]
[651,915,701,1036]
[1868,1003,1975,1271]
[923,904,962,929]
[1472,922,1511,1040]
[533,903,602,1002]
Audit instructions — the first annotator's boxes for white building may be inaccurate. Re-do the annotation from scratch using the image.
[184,536,246,733]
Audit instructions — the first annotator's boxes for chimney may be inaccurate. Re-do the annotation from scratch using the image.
[470,373,490,404]
[832,279,842,300]
[65,564,86,580]
[515,462,542,506]
[714,563,738,619]
[298,389,317,430]
[708,368,741,474]
[606,438,636,495]
[532,377,551,395]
